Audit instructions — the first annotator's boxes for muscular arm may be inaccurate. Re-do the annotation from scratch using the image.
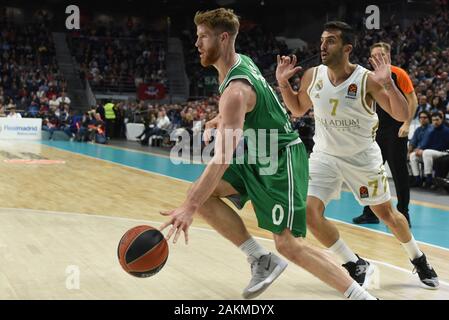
[397,91,418,138]
[404,91,418,125]
[184,81,252,210]
[366,74,410,122]
[278,68,314,117]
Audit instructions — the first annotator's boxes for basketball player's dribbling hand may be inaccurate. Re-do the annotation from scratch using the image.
[276,54,302,86]
[369,52,393,87]
[159,204,195,244]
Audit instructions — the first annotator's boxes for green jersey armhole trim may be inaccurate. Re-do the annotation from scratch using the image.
[221,75,254,92]
[218,54,243,93]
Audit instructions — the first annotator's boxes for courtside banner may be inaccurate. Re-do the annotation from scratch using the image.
[0,118,42,140]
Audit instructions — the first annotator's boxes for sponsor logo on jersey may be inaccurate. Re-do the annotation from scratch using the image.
[359,186,369,199]
[315,79,323,91]
[315,115,361,130]
[346,83,358,99]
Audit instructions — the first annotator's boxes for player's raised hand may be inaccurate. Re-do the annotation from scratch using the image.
[276,55,302,87]
[369,52,393,89]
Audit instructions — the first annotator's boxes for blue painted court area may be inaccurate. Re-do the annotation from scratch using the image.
[326,193,449,250]
[41,140,449,250]
[41,140,204,181]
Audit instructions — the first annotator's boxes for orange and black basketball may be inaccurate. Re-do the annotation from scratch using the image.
[117,225,169,278]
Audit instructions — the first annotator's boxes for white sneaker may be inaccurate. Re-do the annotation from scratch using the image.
[242,253,288,299]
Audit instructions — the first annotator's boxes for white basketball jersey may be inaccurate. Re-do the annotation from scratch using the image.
[308,64,379,157]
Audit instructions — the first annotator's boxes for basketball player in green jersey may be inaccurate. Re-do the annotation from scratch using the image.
[276,21,438,289]
[160,8,376,300]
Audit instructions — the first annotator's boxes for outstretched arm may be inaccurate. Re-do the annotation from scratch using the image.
[398,91,418,138]
[159,81,252,244]
[367,53,410,122]
[276,54,314,117]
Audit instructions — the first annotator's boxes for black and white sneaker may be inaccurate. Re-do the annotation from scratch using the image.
[411,253,439,289]
[342,254,375,288]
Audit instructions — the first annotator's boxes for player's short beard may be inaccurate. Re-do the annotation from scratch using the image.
[323,48,344,67]
[200,41,220,67]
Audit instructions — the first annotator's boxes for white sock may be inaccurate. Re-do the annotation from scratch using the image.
[401,236,423,260]
[329,238,358,263]
[344,281,377,300]
[239,237,270,259]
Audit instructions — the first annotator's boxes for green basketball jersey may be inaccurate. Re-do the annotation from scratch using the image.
[218,54,300,153]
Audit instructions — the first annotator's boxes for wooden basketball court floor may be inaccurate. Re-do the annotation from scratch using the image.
[1,140,449,300]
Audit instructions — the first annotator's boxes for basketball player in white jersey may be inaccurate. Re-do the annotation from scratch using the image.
[276,21,439,289]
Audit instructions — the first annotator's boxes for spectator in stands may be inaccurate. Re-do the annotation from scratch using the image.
[409,111,432,156]
[56,92,71,108]
[414,95,431,119]
[167,104,182,128]
[95,103,105,121]
[59,104,70,123]
[6,99,16,111]
[7,107,22,119]
[430,96,445,114]
[38,103,49,118]
[62,110,79,139]
[42,112,59,139]
[74,112,88,142]
[438,89,449,109]
[49,94,59,112]
[26,101,40,118]
[409,112,449,188]
[94,113,107,144]
[136,109,157,141]
[139,109,171,146]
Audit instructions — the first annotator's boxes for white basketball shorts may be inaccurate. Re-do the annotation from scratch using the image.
[308,143,391,206]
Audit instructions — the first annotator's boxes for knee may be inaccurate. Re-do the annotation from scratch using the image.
[375,207,401,227]
[422,149,435,162]
[306,203,324,232]
[275,236,294,259]
[274,230,306,260]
